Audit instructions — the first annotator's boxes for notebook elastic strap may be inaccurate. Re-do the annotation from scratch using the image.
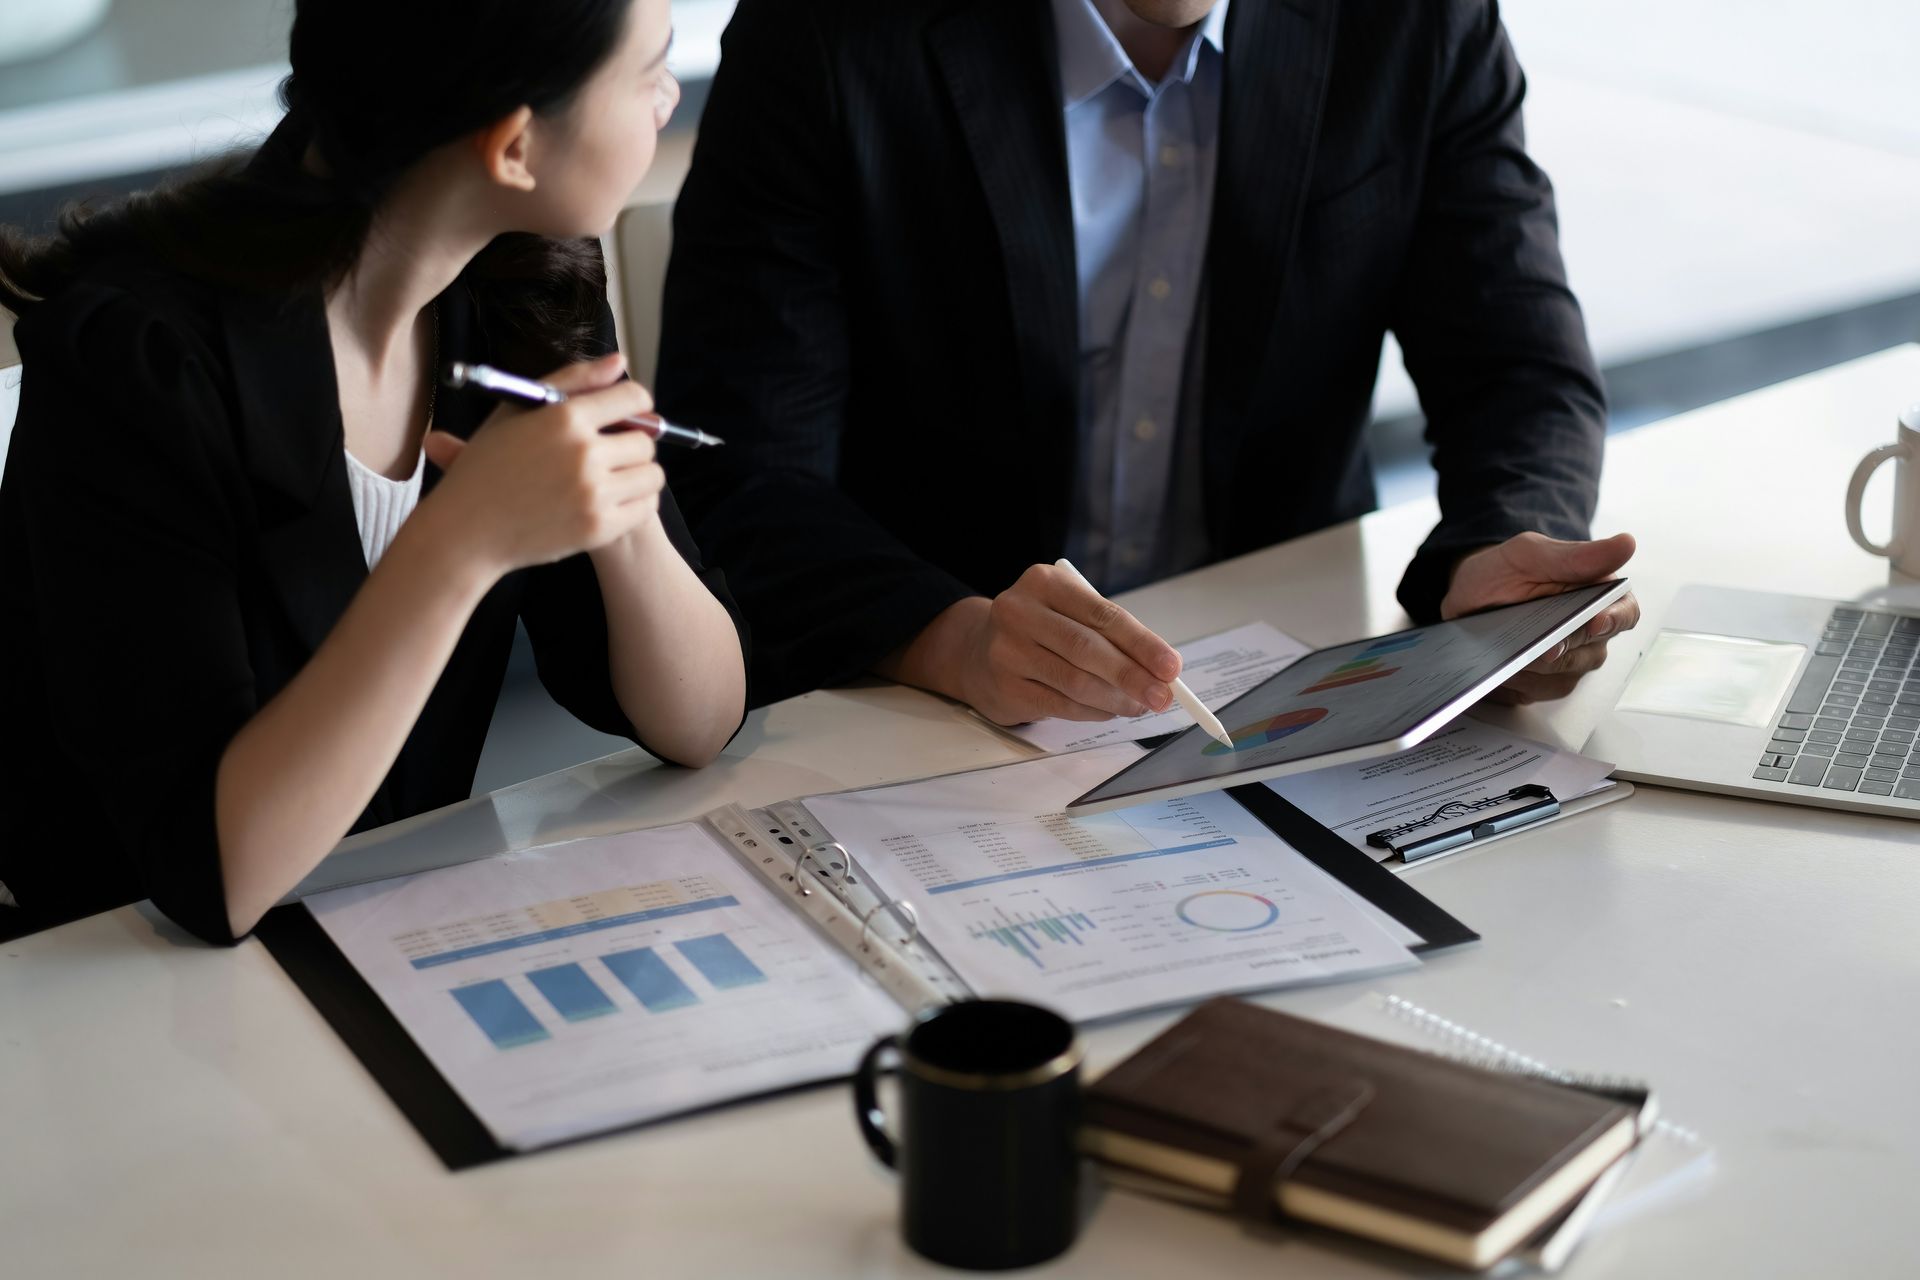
[1231,1080,1377,1222]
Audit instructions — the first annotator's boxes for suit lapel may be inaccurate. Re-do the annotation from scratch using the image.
[219,286,370,661]
[1203,0,1340,531]
[221,285,455,831]
[928,0,1079,479]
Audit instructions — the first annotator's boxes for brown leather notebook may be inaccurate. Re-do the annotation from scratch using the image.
[1082,998,1638,1270]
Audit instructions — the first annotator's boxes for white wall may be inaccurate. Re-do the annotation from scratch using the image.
[1373,0,1920,418]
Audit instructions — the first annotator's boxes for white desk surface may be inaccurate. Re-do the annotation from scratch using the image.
[6,348,1919,1279]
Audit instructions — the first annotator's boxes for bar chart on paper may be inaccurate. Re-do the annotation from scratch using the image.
[966,902,1098,968]
[601,946,701,1013]
[450,979,552,1049]
[382,874,790,1049]
[676,933,768,989]
[305,822,901,1149]
[526,963,619,1024]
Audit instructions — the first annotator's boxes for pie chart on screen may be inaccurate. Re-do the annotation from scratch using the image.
[1203,707,1328,755]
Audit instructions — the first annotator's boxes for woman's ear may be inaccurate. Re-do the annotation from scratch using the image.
[474,106,538,192]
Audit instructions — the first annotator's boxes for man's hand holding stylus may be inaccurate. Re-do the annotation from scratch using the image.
[877,564,1183,725]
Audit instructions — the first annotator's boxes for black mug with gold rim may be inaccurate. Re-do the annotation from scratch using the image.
[853,1000,1084,1270]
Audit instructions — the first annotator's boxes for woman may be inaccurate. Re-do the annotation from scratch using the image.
[0,0,746,943]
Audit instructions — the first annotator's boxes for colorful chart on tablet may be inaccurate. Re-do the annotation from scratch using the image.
[1070,581,1628,810]
[1203,708,1329,755]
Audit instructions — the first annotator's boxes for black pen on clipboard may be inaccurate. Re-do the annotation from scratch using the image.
[444,362,725,449]
[1366,784,1562,862]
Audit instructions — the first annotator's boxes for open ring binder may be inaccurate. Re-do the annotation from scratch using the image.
[255,755,1482,1170]
[859,898,919,953]
[807,842,856,900]
[791,840,856,899]
[787,840,816,894]
[714,801,970,1015]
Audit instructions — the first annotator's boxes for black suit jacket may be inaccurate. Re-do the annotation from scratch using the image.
[0,256,744,944]
[660,0,1605,706]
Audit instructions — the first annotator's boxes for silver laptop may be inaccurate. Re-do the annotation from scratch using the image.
[1587,584,1920,818]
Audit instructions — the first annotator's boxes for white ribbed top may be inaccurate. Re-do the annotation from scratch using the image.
[344,447,425,569]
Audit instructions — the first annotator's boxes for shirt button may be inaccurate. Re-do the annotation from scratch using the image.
[1148,277,1172,301]
[1134,418,1158,442]
[1159,145,1180,168]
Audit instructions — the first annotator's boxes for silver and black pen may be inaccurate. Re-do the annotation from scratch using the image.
[444,361,725,448]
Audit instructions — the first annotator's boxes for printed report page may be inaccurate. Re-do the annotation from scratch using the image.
[307,822,901,1150]
[802,746,1417,1023]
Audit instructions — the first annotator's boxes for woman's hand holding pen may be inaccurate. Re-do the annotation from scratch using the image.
[878,563,1183,726]
[421,352,666,575]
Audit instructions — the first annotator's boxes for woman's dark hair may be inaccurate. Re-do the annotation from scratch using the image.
[0,0,635,365]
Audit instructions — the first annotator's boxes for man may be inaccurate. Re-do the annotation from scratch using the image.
[659,0,1639,724]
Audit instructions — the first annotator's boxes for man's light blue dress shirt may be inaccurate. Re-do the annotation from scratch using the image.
[1052,0,1227,593]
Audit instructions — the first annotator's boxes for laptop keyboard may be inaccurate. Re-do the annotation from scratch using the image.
[1752,607,1920,799]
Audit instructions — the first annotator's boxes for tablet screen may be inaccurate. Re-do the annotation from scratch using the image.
[1071,581,1624,809]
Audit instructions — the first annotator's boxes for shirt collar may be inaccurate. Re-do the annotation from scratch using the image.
[1054,0,1230,108]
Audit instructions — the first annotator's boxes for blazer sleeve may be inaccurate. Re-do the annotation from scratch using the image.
[1388,0,1608,621]
[17,285,255,945]
[655,0,975,706]
[516,299,751,753]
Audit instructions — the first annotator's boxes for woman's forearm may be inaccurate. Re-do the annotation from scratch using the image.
[213,503,495,935]
[590,516,746,767]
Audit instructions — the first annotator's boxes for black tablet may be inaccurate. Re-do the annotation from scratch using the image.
[1066,580,1630,813]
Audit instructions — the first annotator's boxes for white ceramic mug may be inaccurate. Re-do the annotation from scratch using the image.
[1847,404,1920,580]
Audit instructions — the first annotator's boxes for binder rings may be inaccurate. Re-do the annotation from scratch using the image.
[258,754,1476,1171]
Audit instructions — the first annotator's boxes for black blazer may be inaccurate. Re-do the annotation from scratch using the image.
[659,0,1605,706]
[0,256,745,944]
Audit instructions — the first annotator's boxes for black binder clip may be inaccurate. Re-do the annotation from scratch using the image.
[1365,784,1561,862]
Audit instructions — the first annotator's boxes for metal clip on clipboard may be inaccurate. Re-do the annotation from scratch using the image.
[1365,784,1562,862]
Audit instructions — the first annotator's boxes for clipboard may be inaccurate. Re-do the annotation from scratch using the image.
[1369,782,1635,868]
[257,762,1478,1171]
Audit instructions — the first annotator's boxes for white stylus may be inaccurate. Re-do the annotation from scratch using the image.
[1053,559,1235,748]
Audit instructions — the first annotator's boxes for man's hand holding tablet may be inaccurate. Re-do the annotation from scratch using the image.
[1443,532,1642,705]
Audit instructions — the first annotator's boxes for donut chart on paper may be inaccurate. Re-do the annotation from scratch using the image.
[1175,890,1281,933]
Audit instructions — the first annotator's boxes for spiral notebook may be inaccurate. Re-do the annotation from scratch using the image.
[257,744,1476,1167]
[1371,994,1716,1270]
